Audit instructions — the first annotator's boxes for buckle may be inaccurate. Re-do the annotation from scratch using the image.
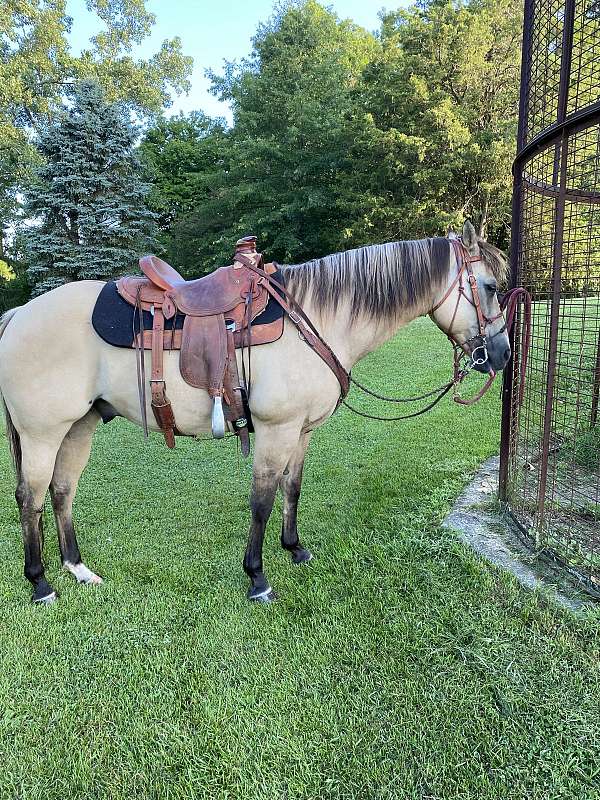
[288,310,301,324]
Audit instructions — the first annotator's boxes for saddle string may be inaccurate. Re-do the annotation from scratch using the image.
[134,287,149,437]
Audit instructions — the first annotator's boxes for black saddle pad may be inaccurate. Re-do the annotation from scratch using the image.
[92,269,286,349]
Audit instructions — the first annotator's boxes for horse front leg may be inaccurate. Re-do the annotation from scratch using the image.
[244,422,302,602]
[280,431,313,564]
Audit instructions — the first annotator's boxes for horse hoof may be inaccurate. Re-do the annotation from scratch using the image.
[33,590,57,606]
[248,586,277,603]
[292,548,313,565]
[65,561,103,585]
[82,573,103,586]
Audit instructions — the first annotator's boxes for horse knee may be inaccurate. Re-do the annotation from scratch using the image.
[50,483,72,513]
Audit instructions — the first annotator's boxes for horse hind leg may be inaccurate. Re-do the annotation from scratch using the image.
[50,410,102,586]
[14,427,70,604]
[279,431,313,564]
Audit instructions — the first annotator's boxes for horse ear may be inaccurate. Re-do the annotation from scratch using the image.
[461,220,478,254]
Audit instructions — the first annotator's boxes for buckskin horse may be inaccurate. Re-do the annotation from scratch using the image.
[0,221,512,604]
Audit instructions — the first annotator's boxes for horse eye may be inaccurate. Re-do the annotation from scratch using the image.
[486,283,497,295]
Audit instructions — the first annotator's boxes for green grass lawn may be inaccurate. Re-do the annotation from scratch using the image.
[0,317,598,800]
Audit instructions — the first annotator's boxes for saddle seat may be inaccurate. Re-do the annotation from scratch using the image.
[116,236,273,454]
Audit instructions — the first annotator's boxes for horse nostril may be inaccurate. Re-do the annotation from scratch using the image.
[503,347,511,362]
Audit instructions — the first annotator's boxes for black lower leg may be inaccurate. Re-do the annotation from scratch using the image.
[280,465,312,564]
[17,484,55,603]
[244,480,277,601]
[50,485,82,566]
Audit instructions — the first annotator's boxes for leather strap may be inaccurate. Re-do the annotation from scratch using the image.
[149,306,176,448]
[134,286,149,437]
[224,328,250,456]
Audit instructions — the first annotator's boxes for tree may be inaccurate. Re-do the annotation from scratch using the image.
[356,0,522,247]
[199,0,378,266]
[143,0,522,274]
[23,80,156,295]
[0,0,192,267]
[139,112,229,276]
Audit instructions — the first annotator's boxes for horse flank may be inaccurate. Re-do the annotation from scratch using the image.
[281,237,507,321]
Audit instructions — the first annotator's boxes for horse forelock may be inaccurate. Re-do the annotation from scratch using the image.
[280,238,452,321]
[478,240,508,285]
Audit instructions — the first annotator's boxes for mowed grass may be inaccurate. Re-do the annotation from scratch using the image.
[0,317,599,800]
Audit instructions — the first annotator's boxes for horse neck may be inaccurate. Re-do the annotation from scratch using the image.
[304,293,435,370]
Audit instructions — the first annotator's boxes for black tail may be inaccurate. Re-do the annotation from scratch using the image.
[2,399,22,485]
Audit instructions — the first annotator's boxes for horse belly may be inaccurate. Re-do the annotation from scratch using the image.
[98,347,214,436]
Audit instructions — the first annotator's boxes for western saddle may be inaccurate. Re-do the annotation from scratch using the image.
[116,236,349,455]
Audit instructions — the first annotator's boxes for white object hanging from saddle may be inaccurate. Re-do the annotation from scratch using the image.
[211,395,226,438]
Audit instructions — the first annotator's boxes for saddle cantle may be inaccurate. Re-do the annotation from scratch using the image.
[113,236,350,455]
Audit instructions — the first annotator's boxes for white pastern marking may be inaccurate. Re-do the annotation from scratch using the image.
[64,561,103,585]
[34,591,57,605]
[251,586,273,600]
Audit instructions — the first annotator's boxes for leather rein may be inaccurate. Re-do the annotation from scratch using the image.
[235,243,531,422]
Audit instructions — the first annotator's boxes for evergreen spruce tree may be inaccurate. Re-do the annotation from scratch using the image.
[24,80,156,296]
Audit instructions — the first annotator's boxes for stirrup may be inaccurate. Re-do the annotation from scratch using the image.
[211,396,226,439]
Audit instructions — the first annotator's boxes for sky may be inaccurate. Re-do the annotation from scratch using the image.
[66,1,395,123]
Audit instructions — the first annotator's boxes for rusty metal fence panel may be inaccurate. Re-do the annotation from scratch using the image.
[499,0,600,597]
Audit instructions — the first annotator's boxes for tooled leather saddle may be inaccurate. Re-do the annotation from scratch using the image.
[115,236,349,456]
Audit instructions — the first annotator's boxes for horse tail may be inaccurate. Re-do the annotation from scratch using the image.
[0,308,22,482]
[0,307,19,338]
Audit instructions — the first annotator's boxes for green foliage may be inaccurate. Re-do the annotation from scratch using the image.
[23,80,156,295]
[357,0,521,247]
[139,113,229,276]
[0,0,192,271]
[561,426,600,472]
[0,259,13,281]
[199,0,380,266]
[0,268,30,315]
[143,0,522,272]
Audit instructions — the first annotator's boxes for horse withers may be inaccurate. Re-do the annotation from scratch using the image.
[0,222,510,604]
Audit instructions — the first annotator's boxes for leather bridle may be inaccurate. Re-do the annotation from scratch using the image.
[427,238,507,404]
[241,237,531,420]
[431,238,504,367]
